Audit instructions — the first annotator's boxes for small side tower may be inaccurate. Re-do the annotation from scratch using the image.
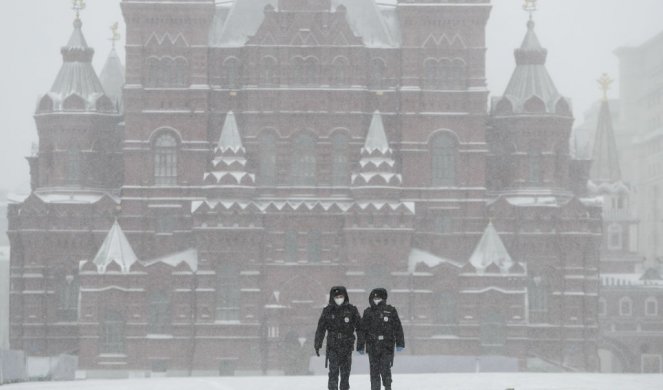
[31,10,123,190]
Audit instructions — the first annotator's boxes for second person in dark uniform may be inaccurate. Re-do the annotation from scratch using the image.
[357,288,404,390]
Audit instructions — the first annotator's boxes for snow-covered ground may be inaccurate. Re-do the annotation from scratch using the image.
[4,374,663,390]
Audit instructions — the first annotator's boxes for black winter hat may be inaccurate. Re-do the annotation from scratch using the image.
[329,286,349,304]
[369,288,388,303]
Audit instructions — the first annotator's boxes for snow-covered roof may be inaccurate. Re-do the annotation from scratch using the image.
[203,111,255,186]
[191,199,415,214]
[468,222,513,272]
[601,272,663,288]
[92,221,139,273]
[99,47,125,111]
[352,111,402,187]
[143,248,198,272]
[494,20,570,115]
[33,190,115,205]
[364,110,390,154]
[209,0,399,48]
[38,19,117,114]
[217,111,244,154]
[408,249,461,273]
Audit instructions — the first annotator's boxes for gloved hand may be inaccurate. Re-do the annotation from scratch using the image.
[315,348,320,357]
[396,346,404,352]
[357,349,365,355]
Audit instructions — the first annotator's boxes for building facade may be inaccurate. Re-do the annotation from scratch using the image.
[615,30,663,266]
[8,0,602,376]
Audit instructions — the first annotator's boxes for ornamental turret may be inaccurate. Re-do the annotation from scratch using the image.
[30,8,123,191]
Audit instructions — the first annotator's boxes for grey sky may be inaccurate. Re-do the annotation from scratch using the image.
[0,0,661,193]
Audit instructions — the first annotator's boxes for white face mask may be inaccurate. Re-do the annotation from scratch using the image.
[334,297,345,306]
[373,298,382,305]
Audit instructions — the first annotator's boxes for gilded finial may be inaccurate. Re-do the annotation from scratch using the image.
[523,0,537,20]
[110,22,121,49]
[598,73,613,101]
[72,0,86,20]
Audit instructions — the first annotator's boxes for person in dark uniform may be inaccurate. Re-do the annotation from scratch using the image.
[357,288,404,390]
[315,286,362,390]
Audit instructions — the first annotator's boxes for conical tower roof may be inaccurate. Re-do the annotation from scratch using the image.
[92,221,139,273]
[217,111,244,154]
[50,18,105,101]
[590,99,622,183]
[468,222,513,271]
[203,112,255,186]
[99,47,125,110]
[499,20,567,115]
[364,110,390,154]
[351,111,401,187]
[40,17,113,113]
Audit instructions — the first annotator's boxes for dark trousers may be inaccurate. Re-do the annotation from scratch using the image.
[327,348,352,390]
[368,349,393,390]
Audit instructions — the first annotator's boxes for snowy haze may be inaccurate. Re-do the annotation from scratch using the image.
[0,0,661,192]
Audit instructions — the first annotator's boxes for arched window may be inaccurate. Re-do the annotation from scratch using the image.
[224,57,241,89]
[290,133,316,186]
[261,56,279,86]
[331,57,349,86]
[448,58,466,89]
[608,224,623,250]
[66,146,82,185]
[258,132,277,186]
[619,297,632,316]
[160,57,174,87]
[423,59,438,88]
[304,57,319,85]
[331,132,350,186]
[56,270,79,322]
[154,133,178,186]
[174,57,189,87]
[645,297,658,317]
[292,57,305,85]
[431,133,457,186]
[101,311,124,353]
[148,290,171,334]
[369,58,386,89]
[146,57,160,87]
[216,262,240,321]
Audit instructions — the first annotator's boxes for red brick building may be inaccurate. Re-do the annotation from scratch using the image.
[9,0,602,376]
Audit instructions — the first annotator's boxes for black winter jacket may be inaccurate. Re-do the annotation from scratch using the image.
[357,288,404,353]
[314,286,362,353]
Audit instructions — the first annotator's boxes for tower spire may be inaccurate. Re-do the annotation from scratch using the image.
[523,0,537,21]
[110,22,121,49]
[598,73,613,101]
[590,73,622,184]
[72,0,86,21]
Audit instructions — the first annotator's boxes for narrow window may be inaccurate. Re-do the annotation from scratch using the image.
[154,134,178,186]
[66,147,82,185]
[331,132,349,186]
[258,132,277,186]
[148,290,171,334]
[216,262,240,321]
[101,311,125,354]
[431,133,457,186]
[290,133,316,186]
